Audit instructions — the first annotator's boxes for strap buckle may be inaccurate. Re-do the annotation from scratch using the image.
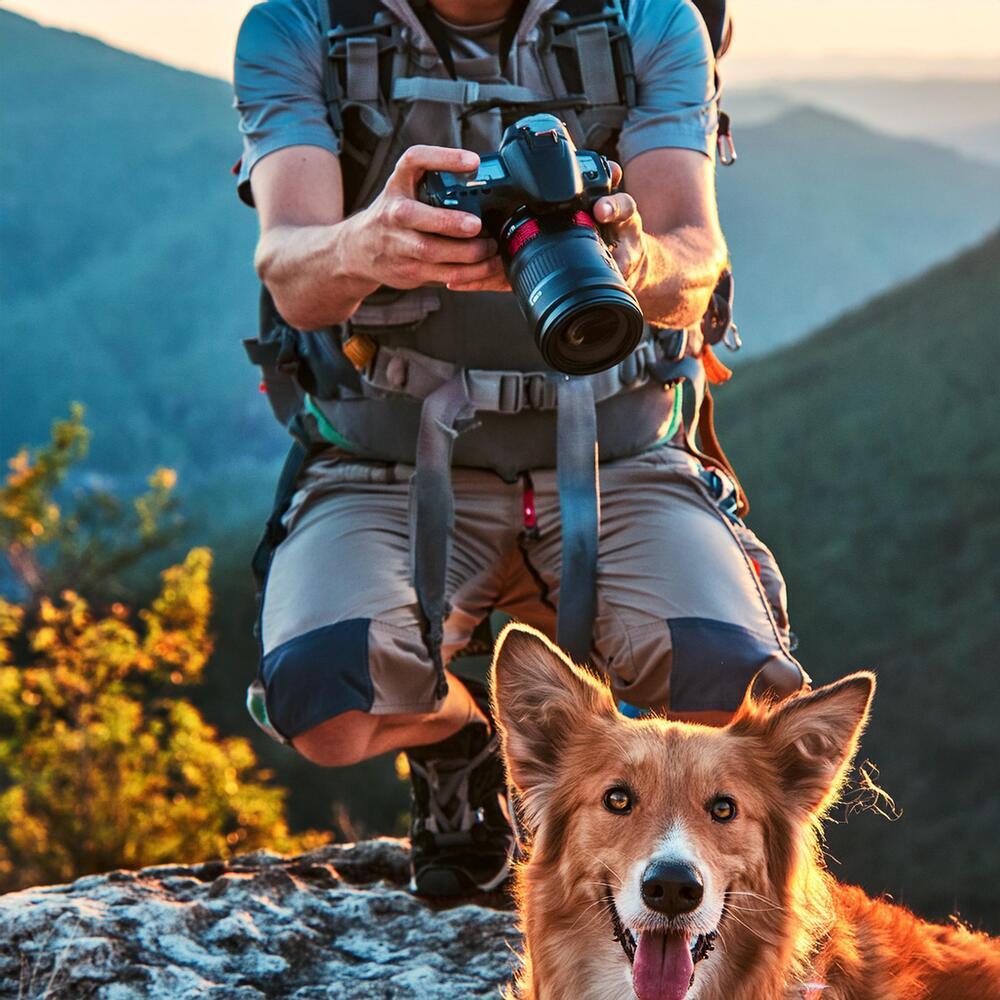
[496,372,558,413]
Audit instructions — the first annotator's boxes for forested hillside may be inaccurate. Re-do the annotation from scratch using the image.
[717,230,1000,926]
[4,11,1000,478]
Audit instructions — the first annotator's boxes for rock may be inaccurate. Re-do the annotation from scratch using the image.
[0,839,520,999]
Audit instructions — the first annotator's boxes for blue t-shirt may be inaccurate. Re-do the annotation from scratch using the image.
[233,0,718,204]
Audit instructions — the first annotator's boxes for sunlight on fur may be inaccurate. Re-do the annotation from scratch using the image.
[489,623,1000,1000]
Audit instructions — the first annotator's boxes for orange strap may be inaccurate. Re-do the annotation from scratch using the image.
[701,343,733,385]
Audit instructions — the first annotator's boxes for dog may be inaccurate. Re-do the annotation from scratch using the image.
[489,623,1000,1000]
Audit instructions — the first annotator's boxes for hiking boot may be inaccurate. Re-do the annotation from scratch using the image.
[405,677,517,897]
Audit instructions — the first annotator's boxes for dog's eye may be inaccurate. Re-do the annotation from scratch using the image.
[603,787,632,814]
[708,796,737,823]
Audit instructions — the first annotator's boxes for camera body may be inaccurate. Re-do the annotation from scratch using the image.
[419,114,645,375]
[420,113,616,226]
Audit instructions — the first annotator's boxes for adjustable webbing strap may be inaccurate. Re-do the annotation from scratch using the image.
[555,378,599,663]
[409,374,603,681]
[391,77,540,105]
[412,375,478,700]
[345,36,380,102]
[574,22,619,104]
[362,340,657,411]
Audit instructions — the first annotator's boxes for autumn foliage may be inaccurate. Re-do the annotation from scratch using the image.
[0,407,325,891]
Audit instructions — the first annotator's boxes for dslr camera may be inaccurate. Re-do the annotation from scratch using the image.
[419,114,644,375]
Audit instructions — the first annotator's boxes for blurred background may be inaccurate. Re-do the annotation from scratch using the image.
[1,0,998,928]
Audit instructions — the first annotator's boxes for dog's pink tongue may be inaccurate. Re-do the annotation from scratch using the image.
[632,931,694,1000]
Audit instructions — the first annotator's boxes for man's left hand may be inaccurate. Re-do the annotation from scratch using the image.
[593,160,646,286]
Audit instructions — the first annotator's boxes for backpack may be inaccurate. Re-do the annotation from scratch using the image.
[243,0,742,737]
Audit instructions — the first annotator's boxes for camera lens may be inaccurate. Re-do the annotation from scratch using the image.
[503,212,644,375]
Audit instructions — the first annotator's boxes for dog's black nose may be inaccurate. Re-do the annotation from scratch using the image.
[640,860,704,916]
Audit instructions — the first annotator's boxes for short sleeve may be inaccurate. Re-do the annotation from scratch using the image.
[617,0,719,165]
[233,0,341,206]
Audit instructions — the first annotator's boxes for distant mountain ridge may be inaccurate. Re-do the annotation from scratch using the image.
[2,10,1000,479]
[716,104,1000,356]
[727,77,1000,165]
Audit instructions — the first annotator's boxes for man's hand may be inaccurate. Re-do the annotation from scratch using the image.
[597,148,728,330]
[593,161,646,285]
[351,145,506,290]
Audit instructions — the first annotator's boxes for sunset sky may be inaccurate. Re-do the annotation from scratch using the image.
[3,0,999,84]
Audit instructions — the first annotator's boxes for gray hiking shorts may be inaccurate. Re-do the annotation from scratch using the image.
[258,443,806,740]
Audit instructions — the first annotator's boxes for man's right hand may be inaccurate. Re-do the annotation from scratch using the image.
[348,144,505,290]
[251,144,508,330]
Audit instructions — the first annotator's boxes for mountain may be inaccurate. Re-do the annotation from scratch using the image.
[726,77,1000,165]
[715,230,1000,927]
[0,11,285,481]
[3,11,1000,479]
[716,106,1000,357]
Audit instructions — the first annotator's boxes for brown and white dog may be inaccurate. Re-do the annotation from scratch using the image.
[490,623,1000,1000]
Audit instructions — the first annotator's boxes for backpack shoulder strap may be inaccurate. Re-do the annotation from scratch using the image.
[318,0,397,145]
[547,0,636,110]
[690,0,732,60]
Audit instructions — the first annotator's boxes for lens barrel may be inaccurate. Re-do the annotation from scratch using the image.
[503,211,644,375]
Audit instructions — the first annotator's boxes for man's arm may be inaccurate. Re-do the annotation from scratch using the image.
[596,146,727,330]
[250,144,505,330]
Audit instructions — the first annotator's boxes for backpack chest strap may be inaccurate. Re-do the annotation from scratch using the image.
[391,76,541,106]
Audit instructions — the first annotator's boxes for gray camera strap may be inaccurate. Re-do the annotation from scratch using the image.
[411,371,610,694]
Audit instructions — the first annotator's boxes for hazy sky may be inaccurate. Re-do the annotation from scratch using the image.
[3,0,999,84]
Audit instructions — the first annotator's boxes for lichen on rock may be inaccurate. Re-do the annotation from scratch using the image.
[0,839,520,999]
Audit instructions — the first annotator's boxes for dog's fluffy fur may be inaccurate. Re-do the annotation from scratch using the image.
[490,624,1000,1000]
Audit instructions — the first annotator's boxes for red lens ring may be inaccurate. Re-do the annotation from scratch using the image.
[506,217,542,256]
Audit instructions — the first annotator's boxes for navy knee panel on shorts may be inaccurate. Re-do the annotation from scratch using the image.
[667,617,804,713]
[261,618,374,739]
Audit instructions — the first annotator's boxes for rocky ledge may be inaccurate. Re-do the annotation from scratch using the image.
[0,839,520,999]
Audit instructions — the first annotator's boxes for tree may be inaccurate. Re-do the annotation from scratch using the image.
[0,407,325,890]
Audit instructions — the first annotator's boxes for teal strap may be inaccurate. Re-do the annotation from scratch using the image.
[303,394,367,453]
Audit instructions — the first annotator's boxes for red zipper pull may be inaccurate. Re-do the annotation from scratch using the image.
[521,472,540,542]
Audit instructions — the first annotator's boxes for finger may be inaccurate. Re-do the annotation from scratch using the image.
[447,274,512,293]
[428,255,506,287]
[398,232,497,265]
[388,197,482,238]
[387,145,480,194]
[594,192,637,224]
[608,160,623,187]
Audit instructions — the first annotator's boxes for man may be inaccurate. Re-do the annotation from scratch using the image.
[234,0,806,897]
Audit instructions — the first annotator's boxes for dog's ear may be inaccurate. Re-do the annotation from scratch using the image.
[490,623,616,818]
[762,672,875,816]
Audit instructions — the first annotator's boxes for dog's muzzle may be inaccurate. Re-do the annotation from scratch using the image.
[601,886,717,994]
